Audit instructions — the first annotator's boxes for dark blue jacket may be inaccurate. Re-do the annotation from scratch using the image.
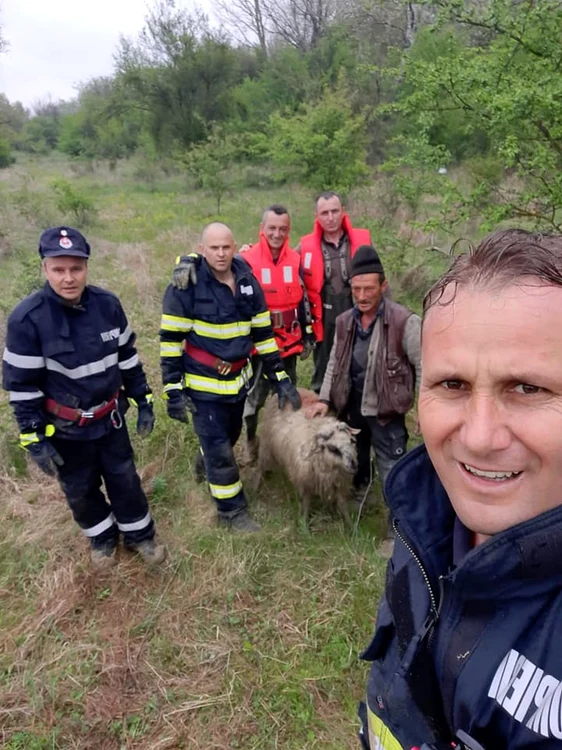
[2,283,152,441]
[160,256,288,403]
[361,444,562,750]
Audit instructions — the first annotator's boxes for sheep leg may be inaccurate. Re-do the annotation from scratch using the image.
[336,494,353,528]
[299,492,310,527]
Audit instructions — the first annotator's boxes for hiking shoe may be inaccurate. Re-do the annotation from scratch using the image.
[194,450,206,483]
[127,539,166,564]
[218,510,262,533]
[90,543,116,570]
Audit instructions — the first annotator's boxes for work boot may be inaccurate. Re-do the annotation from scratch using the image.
[194,449,206,483]
[218,509,262,533]
[126,538,167,564]
[90,542,116,570]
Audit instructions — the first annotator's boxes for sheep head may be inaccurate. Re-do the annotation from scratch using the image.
[313,421,358,475]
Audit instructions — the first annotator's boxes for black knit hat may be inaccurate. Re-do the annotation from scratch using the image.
[350,245,384,278]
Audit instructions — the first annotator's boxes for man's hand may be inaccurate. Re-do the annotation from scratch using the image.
[166,390,189,423]
[25,438,64,477]
[137,403,155,437]
[172,255,198,290]
[238,244,251,253]
[299,332,316,361]
[306,401,329,419]
[276,378,301,411]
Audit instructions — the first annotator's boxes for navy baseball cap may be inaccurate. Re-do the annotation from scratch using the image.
[38,226,91,259]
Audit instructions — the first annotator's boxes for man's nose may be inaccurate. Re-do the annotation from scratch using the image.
[461,393,511,455]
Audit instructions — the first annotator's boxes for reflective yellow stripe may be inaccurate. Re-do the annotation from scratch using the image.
[191,319,251,339]
[163,383,184,397]
[160,342,183,357]
[161,314,193,332]
[209,480,243,499]
[251,311,271,328]
[20,432,40,447]
[185,361,253,396]
[175,252,198,264]
[275,370,289,381]
[45,424,55,437]
[367,707,403,750]
[254,337,278,355]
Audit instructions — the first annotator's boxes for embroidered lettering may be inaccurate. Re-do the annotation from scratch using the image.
[489,649,562,739]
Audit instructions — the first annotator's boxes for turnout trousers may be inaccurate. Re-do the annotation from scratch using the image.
[52,420,154,549]
[191,398,248,518]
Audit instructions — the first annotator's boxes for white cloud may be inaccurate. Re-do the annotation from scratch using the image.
[0,0,151,106]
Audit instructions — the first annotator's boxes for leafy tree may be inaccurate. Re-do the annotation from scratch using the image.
[268,86,370,192]
[181,129,239,213]
[381,0,562,232]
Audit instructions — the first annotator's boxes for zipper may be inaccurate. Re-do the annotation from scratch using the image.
[393,518,438,614]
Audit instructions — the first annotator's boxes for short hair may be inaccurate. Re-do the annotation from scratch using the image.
[200,221,233,244]
[314,191,343,208]
[423,229,562,319]
[261,204,290,223]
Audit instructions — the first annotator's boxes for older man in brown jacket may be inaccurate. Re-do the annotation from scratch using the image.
[308,245,420,551]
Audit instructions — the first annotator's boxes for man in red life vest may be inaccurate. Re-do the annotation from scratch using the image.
[299,191,372,393]
[242,204,315,458]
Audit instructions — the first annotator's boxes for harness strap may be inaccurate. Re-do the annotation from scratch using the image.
[44,390,120,427]
[184,341,247,376]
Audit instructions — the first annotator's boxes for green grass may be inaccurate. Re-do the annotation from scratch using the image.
[0,154,436,749]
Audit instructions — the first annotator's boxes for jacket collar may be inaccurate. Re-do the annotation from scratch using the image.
[257,232,290,264]
[387,444,562,599]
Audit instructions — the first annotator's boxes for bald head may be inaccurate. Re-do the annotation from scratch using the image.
[199,222,237,279]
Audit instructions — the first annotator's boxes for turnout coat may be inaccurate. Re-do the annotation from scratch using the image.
[361,444,562,750]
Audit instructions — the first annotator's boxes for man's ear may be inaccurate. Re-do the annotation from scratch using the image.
[381,279,389,294]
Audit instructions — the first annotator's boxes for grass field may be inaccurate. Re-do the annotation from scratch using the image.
[0,155,449,749]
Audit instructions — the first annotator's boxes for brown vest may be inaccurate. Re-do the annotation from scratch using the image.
[330,300,415,419]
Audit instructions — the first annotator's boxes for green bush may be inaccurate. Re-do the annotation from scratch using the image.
[51,178,97,226]
[0,137,15,168]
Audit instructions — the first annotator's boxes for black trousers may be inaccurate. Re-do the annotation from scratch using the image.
[52,421,154,549]
[191,398,247,517]
[346,393,408,498]
[243,354,298,439]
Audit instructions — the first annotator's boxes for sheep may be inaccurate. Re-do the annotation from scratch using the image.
[256,389,358,525]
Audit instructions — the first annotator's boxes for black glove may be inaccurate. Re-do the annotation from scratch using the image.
[137,403,155,437]
[25,438,64,477]
[172,255,198,290]
[166,390,189,423]
[276,378,302,411]
[299,331,316,361]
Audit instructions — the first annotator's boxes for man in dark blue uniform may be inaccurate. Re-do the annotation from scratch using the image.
[3,226,165,569]
[160,222,301,532]
[360,229,562,750]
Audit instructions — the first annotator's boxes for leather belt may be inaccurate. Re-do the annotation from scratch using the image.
[45,390,120,427]
[184,342,247,376]
[271,309,299,330]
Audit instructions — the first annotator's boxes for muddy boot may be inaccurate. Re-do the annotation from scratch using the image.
[218,509,262,533]
[194,448,206,483]
[126,538,166,565]
[90,541,117,570]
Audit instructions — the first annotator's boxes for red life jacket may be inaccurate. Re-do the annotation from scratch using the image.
[243,233,304,358]
[300,214,371,343]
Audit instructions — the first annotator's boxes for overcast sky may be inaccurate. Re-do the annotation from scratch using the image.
[0,0,154,108]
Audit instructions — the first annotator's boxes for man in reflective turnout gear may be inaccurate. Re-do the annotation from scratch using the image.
[160,222,301,531]
[2,227,165,569]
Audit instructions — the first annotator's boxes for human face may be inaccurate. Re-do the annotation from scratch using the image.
[200,226,236,277]
[420,282,562,540]
[260,211,290,252]
[315,196,344,235]
[43,256,88,304]
[351,273,387,316]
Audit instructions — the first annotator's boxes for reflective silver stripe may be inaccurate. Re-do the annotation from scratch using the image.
[45,353,119,379]
[117,512,151,532]
[3,348,45,369]
[118,325,133,346]
[82,513,116,538]
[9,389,44,402]
[119,354,139,370]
